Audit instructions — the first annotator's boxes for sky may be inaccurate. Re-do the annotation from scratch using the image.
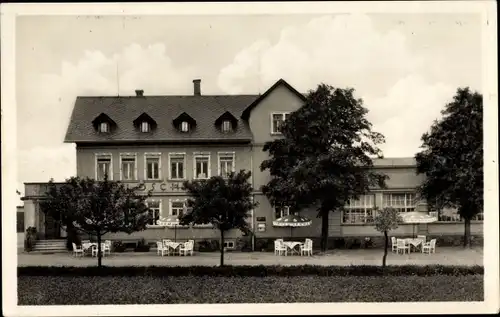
[15,13,483,197]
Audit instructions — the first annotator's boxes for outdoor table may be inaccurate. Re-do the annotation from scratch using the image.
[404,238,423,252]
[82,243,97,256]
[282,241,303,255]
[165,242,181,255]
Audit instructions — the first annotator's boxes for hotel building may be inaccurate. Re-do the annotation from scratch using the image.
[21,79,483,249]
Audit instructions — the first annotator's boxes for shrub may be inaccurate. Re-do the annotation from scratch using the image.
[134,238,150,252]
[197,240,219,252]
[112,241,127,253]
[23,227,37,252]
[65,228,81,251]
[255,238,274,252]
[17,264,484,277]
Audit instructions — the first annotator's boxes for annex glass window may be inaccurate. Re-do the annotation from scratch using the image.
[271,112,290,134]
[96,155,112,180]
[194,155,210,179]
[147,200,161,226]
[169,154,185,180]
[140,121,150,133]
[145,155,161,180]
[382,193,416,213]
[218,153,235,178]
[120,155,136,181]
[342,194,376,224]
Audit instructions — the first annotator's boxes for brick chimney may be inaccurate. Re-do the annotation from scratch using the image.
[193,79,201,96]
[135,89,144,97]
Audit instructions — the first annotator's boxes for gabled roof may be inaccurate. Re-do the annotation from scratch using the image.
[241,78,306,120]
[133,112,157,129]
[65,95,260,144]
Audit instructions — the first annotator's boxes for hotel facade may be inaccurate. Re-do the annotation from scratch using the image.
[22,79,483,249]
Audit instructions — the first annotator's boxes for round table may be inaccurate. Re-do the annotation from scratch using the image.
[281,241,303,255]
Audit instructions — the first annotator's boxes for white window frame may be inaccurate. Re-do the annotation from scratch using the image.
[169,199,187,216]
[181,121,189,132]
[193,152,211,180]
[223,240,235,249]
[218,151,235,178]
[222,120,232,132]
[119,153,137,181]
[95,153,113,180]
[168,153,186,180]
[270,112,290,135]
[140,121,150,133]
[342,194,376,224]
[274,206,290,219]
[146,199,162,227]
[99,122,109,133]
[382,192,416,213]
[144,152,162,181]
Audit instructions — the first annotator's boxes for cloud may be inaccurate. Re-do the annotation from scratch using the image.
[217,14,460,157]
[17,43,196,186]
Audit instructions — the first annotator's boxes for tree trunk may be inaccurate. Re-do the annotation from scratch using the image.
[382,230,388,267]
[97,232,102,268]
[463,218,471,248]
[320,210,329,252]
[220,230,225,267]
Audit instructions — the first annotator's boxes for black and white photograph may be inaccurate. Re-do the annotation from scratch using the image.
[1,1,498,316]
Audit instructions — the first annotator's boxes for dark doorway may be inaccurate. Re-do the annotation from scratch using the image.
[44,214,61,239]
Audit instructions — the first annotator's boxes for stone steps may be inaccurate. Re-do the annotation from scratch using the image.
[32,239,67,252]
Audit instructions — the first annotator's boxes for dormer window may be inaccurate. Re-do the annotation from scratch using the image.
[99,122,109,133]
[222,120,232,133]
[140,121,150,133]
[172,112,196,134]
[181,121,189,132]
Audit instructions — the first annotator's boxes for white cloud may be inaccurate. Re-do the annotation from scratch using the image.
[217,14,459,157]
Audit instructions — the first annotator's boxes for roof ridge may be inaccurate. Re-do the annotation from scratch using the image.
[76,94,261,98]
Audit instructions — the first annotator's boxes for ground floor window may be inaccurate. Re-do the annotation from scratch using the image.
[170,200,185,216]
[147,200,161,226]
[382,192,416,213]
[342,194,376,223]
[223,240,235,249]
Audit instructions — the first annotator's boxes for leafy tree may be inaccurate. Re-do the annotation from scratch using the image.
[415,87,483,248]
[41,175,153,267]
[261,84,387,252]
[180,170,258,266]
[374,207,403,267]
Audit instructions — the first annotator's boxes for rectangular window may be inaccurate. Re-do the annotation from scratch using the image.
[96,154,112,180]
[17,211,24,233]
[271,112,290,134]
[171,201,185,216]
[169,154,185,180]
[223,240,235,249]
[218,152,235,178]
[194,154,210,179]
[222,120,232,132]
[145,154,161,180]
[382,193,416,213]
[120,154,136,181]
[147,200,161,226]
[274,206,290,219]
[342,194,376,224]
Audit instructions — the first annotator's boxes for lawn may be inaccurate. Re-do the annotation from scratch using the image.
[18,275,483,304]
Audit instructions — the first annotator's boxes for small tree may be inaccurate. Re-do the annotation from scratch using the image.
[180,170,258,267]
[41,175,152,267]
[374,207,403,267]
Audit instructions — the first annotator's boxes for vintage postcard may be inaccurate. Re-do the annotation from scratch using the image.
[1,1,498,316]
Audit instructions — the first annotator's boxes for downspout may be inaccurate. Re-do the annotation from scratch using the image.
[250,143,255,251]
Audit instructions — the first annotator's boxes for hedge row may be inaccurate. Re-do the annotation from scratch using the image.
[18,264,483,277]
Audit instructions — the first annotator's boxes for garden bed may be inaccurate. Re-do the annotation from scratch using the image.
[18,274,483,304]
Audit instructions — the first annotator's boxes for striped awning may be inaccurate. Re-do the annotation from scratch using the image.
[272,214,312,227]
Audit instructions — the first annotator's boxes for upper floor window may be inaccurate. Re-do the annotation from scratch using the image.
[194,154,210,179]
[274,206,290,219]
[96,154,112,180]
[140,121,150,133]
[120,154,136,181]
[218,152,235,178]
[169,153,185,180]
[343,194,376,224]
[145,153,161,180]
[147,200,161,226]
[271,112,290,134]
[382,193,416,213]
[99,122,110,133]
[222,120,232,133]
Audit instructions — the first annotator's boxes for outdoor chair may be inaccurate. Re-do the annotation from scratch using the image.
[179,241,194,256]
[156,241,168,256]
[92,243,106,257]
[422,239,437,254]
[300,239,313,256]
[72,243,84,257]
[391,237,398,252]
[396,239,410,254]
[103,240,112,255]
[274,240,287,256]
